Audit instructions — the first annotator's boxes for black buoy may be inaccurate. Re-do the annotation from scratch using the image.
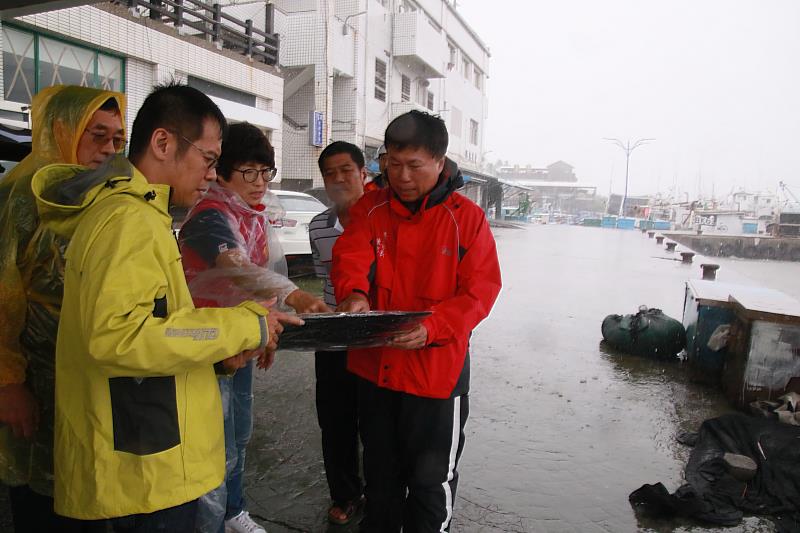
[701,263,720,280]
[665,242,677,252]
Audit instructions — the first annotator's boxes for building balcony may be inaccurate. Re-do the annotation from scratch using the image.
[391,101,433,121]
[392,11,446,79]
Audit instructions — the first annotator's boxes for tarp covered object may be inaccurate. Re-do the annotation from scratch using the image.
[601,306,686,359]
[630,413,800,532]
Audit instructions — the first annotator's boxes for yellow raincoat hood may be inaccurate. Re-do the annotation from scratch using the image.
[0,85,126,207]
[32,153,159,239]
[0,86,125,494]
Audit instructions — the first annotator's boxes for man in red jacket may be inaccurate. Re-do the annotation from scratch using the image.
[332,110,502,532]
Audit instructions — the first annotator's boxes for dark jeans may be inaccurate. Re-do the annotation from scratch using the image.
[357,378,469,533]
[315,350,363,505]
[107,499,198,533]
[8,484,107,533]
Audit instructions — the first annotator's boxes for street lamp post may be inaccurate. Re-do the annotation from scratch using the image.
[604,137,654,217]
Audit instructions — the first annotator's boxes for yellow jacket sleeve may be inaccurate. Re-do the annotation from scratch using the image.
[70,209,267,378]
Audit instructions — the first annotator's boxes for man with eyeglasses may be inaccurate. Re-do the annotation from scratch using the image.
[178,122,329,533]
[333,111,502,532]
[0,85,125,532]
[30,84,303,532]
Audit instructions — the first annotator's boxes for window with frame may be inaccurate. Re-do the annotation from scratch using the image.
[374,58,387,101]
[401,74,411,102]
[188,75,255,107]
[448,43,458,69]
[415,83,427,106]
[427,91,434,111]
[470,119,479,145]
[2,25,124,105]
[462,57,471,81]
[474,68,482,90]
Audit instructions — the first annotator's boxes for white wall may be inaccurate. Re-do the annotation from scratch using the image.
[363,0,393,144]
[273,0,489,188]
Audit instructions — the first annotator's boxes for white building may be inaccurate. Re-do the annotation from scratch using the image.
[271,0,490,191]
[0,1,284,172]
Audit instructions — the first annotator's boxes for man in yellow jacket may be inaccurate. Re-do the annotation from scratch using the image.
[0,85,125,531]
[32,83,301,531]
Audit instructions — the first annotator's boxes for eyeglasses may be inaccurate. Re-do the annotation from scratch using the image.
[84,128,126,151]
[233,167,278,183]
[175,132,219,170]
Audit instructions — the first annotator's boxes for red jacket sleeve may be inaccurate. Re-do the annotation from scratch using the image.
[423,213,502,346]
[331,193,377,303]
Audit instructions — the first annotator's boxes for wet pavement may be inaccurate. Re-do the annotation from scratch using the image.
[246,225,796,532]
[3,224,799,532]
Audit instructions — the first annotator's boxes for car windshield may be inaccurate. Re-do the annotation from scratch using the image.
[278,195,325,212]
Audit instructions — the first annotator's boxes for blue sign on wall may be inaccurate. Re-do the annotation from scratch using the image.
[309,111,324,147]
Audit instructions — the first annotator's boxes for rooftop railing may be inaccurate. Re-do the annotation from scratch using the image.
[126,0,279,65]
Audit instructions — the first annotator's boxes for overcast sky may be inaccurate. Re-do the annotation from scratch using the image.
[456,1,800,199]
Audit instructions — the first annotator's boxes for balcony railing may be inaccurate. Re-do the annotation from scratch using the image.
[126,0,279,65]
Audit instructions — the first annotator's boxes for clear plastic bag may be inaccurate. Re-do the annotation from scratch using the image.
[180,183,297,309]
[707,324,731,352]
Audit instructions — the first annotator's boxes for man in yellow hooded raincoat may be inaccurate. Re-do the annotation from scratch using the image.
[31,83,301,532]
[0,85,126,531]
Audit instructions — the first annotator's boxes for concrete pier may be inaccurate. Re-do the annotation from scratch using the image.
[666,232,800,261]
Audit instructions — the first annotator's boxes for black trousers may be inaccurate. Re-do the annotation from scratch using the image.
[106,499,197,532]
[9,485,196,533]
[357,377,469,533]
[8,484,107,533]
[315,350,363,505]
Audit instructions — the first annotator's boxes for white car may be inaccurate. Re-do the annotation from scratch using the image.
[272,190,327,257]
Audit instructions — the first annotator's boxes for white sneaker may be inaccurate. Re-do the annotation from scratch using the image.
[225,511,267,533]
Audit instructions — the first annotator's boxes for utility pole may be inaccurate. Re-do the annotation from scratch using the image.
[604,138,654,217]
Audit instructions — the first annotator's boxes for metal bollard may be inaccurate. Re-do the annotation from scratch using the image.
[655,235,664,244]
[665,242,677,252]
[640,227,647,234]
[680,251,695,264]
[701,263,720,280]
[647,231,655,239]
